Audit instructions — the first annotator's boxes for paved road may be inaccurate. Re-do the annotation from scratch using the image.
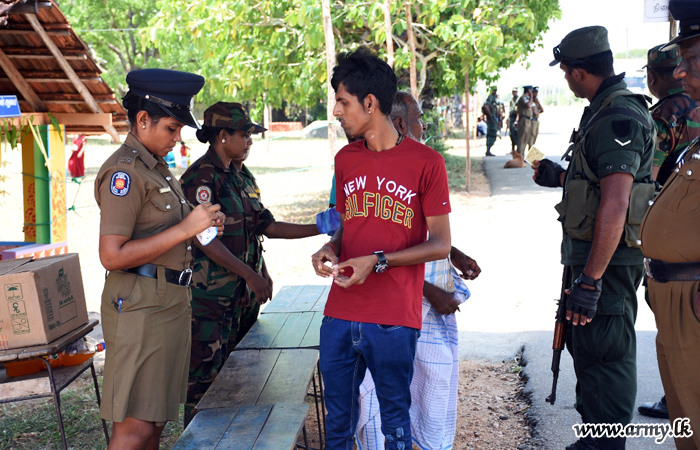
[453,109,674,449]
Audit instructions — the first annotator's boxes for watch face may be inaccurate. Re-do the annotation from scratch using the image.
[374,262,389,273]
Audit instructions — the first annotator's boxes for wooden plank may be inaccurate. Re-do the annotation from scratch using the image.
[0,77,102,83]
[196,349,280,410]
[0,358,93,402]
[291,285,328,312]
[0,319,97,362]
[258,349,318,405]
[260,285,303,313]
[299,312,323,349]
[24,14,120,142]
[216,404,272,450]
[252,403,308,450]
[51,113,112,126]
[310,285,331,312]
[270,312,315,349]
[172,407,239,450]
[235,313,288,350]
[0,29,71,36]
[0,46,47,112]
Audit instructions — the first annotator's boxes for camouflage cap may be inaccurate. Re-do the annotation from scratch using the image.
[644,44,681,69]
[202,102,267,134]
[550,26,610,66]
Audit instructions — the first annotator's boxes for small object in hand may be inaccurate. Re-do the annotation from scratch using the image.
[118,298,123,314]
[196,226,218,246]
[525,146,545,166]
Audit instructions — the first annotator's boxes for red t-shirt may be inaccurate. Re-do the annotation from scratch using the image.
[325,137,451,329]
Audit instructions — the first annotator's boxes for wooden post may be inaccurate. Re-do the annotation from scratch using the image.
[465,71,471,193]
[321,0,337,156]
[670,18,678,40]
[25,14,120,142]
[383,0,394,68]
[406,1,418,99]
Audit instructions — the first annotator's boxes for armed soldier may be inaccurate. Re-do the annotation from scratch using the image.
[533,26,655,450]
[482,87,499,156]
[508,87,519,153]
[637,43,700,421]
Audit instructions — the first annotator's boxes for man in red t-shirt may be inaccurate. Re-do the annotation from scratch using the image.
[311,47,452,450]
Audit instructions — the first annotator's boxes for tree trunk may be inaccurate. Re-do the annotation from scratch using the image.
[322,0,337,156]
[406,1,418,99]
[383,0,394,68]
[465,71,471,193]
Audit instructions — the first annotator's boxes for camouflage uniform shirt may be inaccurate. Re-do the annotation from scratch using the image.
[180,148,275,303]
[650,87,700,185]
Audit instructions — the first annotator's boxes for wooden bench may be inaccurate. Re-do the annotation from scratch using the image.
[173,402,308,450]
[261,285,329,315]
[236,311,323,350]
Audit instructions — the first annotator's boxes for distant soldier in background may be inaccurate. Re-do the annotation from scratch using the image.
[508,87,519,153]
[636,43,700,421]
[482,87,499,156]
[529,86,544,149]
[516,85,535,157]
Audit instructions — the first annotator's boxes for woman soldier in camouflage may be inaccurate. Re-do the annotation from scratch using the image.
[180,102,321,425]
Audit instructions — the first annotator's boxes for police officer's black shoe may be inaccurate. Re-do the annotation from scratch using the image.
[566,436,595,450]
[485,150,495,157]
[637,395,668,419]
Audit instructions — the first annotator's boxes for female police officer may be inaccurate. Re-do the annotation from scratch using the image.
[95,69,227,449]
[180,102,321,425]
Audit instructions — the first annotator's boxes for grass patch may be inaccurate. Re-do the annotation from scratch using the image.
[0,369,184,450]
[443,153,485,191]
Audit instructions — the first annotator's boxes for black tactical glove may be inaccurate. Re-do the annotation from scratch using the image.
[535,159,566,188]
[566,274,603,321]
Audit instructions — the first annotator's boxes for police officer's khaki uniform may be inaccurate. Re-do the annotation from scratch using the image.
[639,141,700,450]
[95,133,194,424]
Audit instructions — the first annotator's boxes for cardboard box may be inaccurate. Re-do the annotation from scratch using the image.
[0,254,88,350]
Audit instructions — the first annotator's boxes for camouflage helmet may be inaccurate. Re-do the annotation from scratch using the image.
[644,44,681,69]
[202,102,266,134]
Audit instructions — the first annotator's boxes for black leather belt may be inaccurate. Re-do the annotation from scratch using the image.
[124,263,192,287]
[523,116,537,121]
[644,258,700,283]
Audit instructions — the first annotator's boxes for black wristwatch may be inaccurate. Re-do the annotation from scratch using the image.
[373,251,389,273]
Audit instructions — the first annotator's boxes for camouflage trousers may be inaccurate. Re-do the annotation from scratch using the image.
[184,293,260,422]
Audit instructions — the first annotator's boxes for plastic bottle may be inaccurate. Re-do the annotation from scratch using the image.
[4,338,105,377]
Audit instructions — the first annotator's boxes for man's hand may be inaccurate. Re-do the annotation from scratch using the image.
[565,275,602,326]
[311,244,338,278]
[533,159,566,188]
[450,247,481,280]
[334,254,377,288]
[424,282,460,315]
[245,272,272,304]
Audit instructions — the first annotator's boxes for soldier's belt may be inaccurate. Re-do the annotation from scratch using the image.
[124,263,193,287]
[644,258,700,283]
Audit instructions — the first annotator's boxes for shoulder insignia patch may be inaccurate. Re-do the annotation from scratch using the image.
[612,120,631,137]
[196,185,212,204]
[110,171,131,197]
[614,139,631,147]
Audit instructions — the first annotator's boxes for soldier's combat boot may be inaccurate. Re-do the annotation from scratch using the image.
[485,150,495,157]
[566,436,595,450]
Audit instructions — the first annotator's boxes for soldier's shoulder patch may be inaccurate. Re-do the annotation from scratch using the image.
[110,171,131,197]
[196,185,212,204]
[612,120,631,137]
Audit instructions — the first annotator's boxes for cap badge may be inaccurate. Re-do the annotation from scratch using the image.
[110,171,131,197]
[196,185,212,204]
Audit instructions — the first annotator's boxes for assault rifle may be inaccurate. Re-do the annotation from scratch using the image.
[546,265,572,405]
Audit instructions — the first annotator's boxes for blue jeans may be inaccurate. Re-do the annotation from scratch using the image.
[320,317,419,450]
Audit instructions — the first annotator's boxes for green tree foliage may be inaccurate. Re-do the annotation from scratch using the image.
[62,1,561,113]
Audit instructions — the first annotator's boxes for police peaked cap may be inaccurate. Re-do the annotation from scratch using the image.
[662,0,700,50]
[126,69,205,129]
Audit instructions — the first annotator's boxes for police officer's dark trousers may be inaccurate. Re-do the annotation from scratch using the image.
[566,264,642,430]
